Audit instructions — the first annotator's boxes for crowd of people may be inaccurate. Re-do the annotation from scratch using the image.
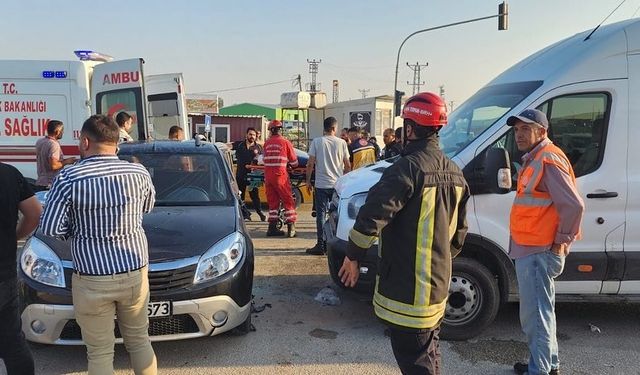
[1,91,584,375]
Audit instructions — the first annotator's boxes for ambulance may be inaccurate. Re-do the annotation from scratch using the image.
[0,51,189,182]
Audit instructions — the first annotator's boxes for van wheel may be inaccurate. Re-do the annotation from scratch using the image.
[441,257,500,341]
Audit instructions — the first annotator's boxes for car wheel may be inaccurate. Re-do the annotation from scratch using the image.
[327,252,347,290]
[441,257,500,341]
[229,313,252,336]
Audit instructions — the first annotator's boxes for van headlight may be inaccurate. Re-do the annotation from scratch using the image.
[20,237,66,288]
[347,193,368,219]
[194,232,245,284]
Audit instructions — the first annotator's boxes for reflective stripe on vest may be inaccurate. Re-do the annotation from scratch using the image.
[372,185,463,330]
[510,143,576,246]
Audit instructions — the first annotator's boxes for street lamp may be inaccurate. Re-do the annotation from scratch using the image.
[393,1,509,118]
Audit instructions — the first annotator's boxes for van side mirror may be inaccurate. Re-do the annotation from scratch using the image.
[485,147,512,194]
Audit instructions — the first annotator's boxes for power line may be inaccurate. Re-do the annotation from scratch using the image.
[323,61,394,70]
[192,78,293,94]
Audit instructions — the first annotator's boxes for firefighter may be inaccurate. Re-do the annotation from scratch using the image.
[339,92,470,374]
[263,120,298,237]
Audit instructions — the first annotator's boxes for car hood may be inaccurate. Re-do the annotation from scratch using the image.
[334,159,393,199]
[36,205,237,263]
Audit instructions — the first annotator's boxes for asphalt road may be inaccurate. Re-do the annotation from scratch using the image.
[4,205,639,374]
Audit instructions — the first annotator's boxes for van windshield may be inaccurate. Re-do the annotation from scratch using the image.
[440,81,543,157]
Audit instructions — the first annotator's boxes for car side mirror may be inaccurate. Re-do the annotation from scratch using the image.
[485,147,512,194]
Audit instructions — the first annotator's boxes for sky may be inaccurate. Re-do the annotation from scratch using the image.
[2,0,639,108]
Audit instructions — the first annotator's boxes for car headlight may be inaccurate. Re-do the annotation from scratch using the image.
[20,237,65,288]
[347,193,368,219]
[194,232,245,284]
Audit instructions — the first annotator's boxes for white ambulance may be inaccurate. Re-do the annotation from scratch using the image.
[0,51,189,181]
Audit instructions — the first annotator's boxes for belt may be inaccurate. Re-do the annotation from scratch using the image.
[74,265,145,276]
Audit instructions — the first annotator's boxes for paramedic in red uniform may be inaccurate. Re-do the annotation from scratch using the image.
[263,120,298,238]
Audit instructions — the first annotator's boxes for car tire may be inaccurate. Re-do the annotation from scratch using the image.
[327,252,348,290]
[229,313,252,336]
[440,257,500,341]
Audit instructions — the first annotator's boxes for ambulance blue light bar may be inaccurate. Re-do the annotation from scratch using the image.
[42,71,68,79]
[74,50,114,62]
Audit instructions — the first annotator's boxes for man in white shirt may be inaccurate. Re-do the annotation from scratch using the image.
[305,117,351,255]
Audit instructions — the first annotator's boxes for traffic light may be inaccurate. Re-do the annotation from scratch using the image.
[394,90,405,117]
[498,1,508,31]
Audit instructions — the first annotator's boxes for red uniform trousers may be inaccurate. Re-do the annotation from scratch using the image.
[264,171,297,224]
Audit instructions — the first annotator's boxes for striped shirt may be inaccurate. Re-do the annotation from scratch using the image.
[40,155,155,275]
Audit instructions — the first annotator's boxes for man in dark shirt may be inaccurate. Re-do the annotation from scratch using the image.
[232,127,266,221]
[382,127,403,159]
[0,162,42,375]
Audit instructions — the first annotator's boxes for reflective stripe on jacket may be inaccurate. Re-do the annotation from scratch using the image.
[510,142,577,246]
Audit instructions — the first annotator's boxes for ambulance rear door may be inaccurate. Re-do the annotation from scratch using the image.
[145,73,188,140]
[91,59,148,140]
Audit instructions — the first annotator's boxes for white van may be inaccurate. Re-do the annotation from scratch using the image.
[0,51,189,181]
[325,19,640,340]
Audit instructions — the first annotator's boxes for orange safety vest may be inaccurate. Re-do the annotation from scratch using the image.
[510,142,577,246]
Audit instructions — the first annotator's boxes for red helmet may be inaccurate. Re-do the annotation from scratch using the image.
[402,92,447,127]
[268,119,283,130]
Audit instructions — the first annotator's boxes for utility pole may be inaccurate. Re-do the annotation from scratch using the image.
[306,59,322,92]
[332,80,339,103]
[406,62,428,95]
[358,89,370,99]
[439,85,445,100]
[449,100,455,112]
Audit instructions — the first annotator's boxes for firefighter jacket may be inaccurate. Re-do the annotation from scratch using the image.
[347,135,470,331]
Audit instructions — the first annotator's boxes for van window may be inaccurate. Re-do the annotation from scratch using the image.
[540,93,609,177]
[487,92,609,181]
[441,81,543,157]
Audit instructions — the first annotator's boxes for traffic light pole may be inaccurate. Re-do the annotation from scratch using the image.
[393,8,508,118]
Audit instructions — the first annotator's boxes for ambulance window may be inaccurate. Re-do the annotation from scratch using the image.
[537,92,610,177]
[148,93,179,116]
[97,89,142,141]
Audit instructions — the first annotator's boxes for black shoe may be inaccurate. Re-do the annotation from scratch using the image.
[305,243,325,255]
[513,362,558,375]
[287,223,297,238]
[513,362,527,375]
[266,222,285,237]
[257,212,266,222]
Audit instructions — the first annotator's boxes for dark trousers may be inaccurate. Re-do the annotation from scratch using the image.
[237,174,263,214]
[0,278,35,375]
[389,326,441,375]
[313,187,334,243]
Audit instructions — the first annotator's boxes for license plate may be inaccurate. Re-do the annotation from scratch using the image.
[147,301,172,317]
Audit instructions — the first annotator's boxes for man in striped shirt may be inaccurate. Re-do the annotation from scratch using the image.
[41,115,157,375]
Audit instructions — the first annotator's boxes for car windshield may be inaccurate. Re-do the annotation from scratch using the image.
[119,153,233,206]
[440,81,543,157]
